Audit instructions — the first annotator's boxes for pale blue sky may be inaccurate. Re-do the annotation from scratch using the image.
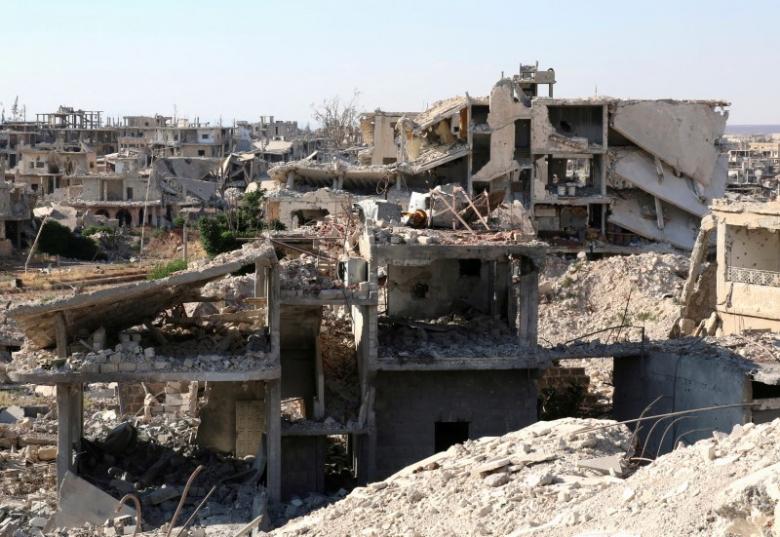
[1,0,776,125]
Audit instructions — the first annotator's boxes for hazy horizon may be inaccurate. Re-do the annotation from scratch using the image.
[2,0,778,126]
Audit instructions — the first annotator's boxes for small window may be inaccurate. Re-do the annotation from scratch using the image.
[36,161,44,168]
[459,259,481,277]
[412,282,429,299]
[201,134,208,140]
[197,150,206,157]
[126,187,133,199]
[435,421,469,453]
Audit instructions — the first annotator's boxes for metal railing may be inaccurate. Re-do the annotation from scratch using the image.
[727,266,780,288]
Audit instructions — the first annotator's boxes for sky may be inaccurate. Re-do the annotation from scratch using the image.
[1,0,777,126]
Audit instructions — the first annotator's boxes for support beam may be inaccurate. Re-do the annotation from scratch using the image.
[313,335,325,420]
[264,380,281,502]
[54,312,68,359]
[56,383,83,494]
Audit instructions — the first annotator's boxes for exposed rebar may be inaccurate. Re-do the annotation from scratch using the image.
[166,464,205,537]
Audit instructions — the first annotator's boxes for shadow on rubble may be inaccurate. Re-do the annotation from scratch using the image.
[75,422,261,529]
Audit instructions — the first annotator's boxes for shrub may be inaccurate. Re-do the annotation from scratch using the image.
[198,216,240,256]
[81,225,115,237]
[38,221,101,260]
[172,214,186,229]
[147,258,188,280]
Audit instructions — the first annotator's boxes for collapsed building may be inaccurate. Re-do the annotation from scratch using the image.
[269,64,728,250]
[0,180,35,254]
[679,198,780,336]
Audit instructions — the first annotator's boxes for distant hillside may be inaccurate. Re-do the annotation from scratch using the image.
[726,124,780,135]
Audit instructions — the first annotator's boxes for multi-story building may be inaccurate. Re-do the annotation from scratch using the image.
[271,64,728,251]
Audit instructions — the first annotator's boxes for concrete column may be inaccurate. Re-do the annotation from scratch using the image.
[286,172,295,190]
[56,383,83,494]
[264,379,281,502]
[108,208,117,220]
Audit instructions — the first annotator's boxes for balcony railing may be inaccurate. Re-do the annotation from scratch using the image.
[727,266,780,288]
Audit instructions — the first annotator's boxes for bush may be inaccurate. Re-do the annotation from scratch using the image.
[38,221,102,260]
[172,214,186,229]
[198,216,240,257]
[147,258,188,280]
[81,225,116,237]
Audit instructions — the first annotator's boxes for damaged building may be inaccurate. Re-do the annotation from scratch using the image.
[269,64,728,250]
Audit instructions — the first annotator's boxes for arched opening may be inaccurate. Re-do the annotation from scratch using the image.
[94,209,110,218]
[116,209,133,227]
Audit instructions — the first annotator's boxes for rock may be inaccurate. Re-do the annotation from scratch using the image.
[483,472,509,487]
[100,363,118,374]
[36,446,57,461]
[472,458,511,476]
[525,471,555,488]
[153,360,168,370]
[144,347,156,358]
[0,405,25,424]
[28,517,47,528]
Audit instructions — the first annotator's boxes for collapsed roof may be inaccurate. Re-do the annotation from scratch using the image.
[8,241,277,349]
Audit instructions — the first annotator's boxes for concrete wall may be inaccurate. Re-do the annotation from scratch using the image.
[716,220,780,332]
[280,305,320,417]
[197,381,266,455]
[613,352,749,456]
[281,436,325,499]
[373,370,537,478]
[386,259,509,320]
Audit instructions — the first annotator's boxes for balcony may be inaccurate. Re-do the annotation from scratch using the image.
[727,266,780,288]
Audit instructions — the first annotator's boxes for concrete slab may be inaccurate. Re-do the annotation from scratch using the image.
[46,471,135,530]
[609,193,699,250]
[611,101,727,187]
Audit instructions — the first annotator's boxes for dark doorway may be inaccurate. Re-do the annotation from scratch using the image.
[434,421,469,453]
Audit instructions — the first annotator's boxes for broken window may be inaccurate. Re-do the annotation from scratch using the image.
[197,150,206,157]
[458,259,481,277]
[411,282,429,299]
[434,421,469,452]
[201,134,209,140]
[126,187,133,200]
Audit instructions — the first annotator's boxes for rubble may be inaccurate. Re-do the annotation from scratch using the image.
[268,418,632,535]
[539,252,689,345]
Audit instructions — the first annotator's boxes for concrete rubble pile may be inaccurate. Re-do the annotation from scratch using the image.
[268,417,780,537]
[1,403,264,536]
[372,225,534,246]
[278,254,340,296]
[9,326,272,377]
[268,417,633,536]
[539,252,689,345]
[378,314,530,359]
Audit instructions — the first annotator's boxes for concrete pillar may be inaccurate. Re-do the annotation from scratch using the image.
[286,173,295,190]
[56,383,83,493]
[264,379,281,502]
[107,208,117,220]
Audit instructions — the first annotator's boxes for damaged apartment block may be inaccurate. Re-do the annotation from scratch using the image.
[268,63,728,252]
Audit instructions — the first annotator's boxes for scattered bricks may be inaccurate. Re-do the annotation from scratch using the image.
[153,360,167,370]
[144,347,156,359]
[36,446,57,461]
[109,353,123,364]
